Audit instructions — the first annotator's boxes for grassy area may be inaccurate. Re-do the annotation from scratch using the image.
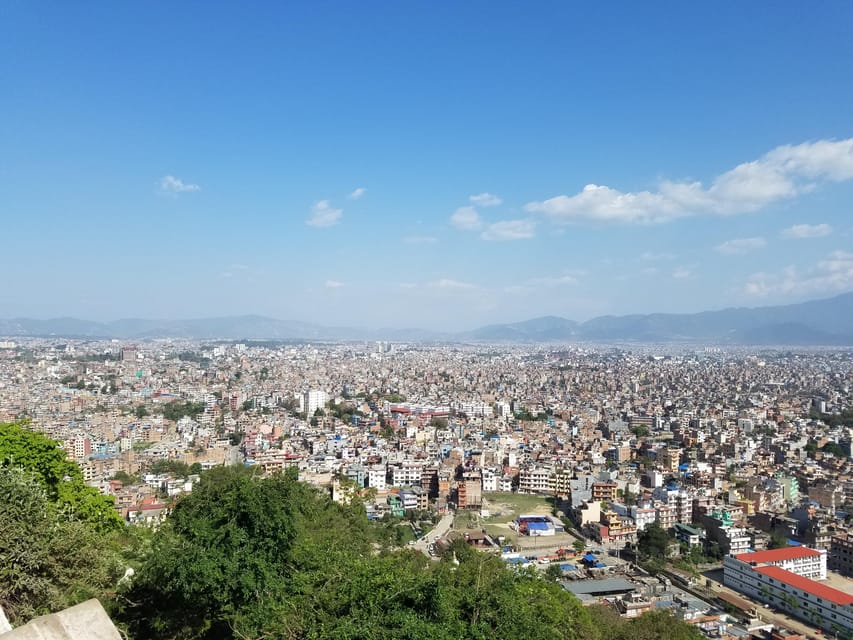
[482,492,552,523]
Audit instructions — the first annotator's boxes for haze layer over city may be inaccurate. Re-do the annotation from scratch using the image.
[2,3,853,640]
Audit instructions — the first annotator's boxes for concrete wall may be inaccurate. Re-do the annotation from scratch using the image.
[0,600,121,640]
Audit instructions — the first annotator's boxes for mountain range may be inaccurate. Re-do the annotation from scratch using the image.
[1,292,852,345]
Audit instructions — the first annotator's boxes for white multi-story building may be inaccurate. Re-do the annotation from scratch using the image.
[456,401,494,417]
[518,466,551,494]
[630,506,657,531]
[724,547,850,635]
[495,401,512,418]
[303,390,329,416]
[728,547,827,580]
[499,475,513,492]
[390,463,423,488]
[368,465,387,491]
[481,467,498,492]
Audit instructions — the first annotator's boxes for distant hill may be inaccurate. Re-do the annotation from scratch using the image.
[574,292,853,344]
[1,291,851,344]
[462,316,579,341]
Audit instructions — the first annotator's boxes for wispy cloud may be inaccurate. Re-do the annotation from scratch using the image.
[525,138,853,224]
[744,250,853,297]
[428,278,476,290]
[159,175,200,195]
[640,251,676,262]
[531,273,581,286]
[348,187,367,200]
[469,192,502,207]
[781,223,833,239]
[306,200,343,228]
[402,235,438,245]
[672,267,692,279]
[715,237,767,255]
[325,279,344,288]
[504,272,583,294]
[481,219,536,241]
[450,206,482,230]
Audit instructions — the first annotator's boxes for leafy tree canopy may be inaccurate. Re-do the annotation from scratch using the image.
[0,466,125,624]
[118,468,602,640]
[0,421,123,532]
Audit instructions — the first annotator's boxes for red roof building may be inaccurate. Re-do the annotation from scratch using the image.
[754,565,853,606]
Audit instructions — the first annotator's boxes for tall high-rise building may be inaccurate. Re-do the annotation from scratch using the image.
[303,390,328,416]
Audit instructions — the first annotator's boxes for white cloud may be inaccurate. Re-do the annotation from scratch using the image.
[781,223,833,239]
[469,192,502,207]
[525,138,853,224]
[159,175,200,194]
[348,187,367,200]
[640,251,676,262]
[743,250,853,297]
[672,267,692,279]
[715,237,767,255]
[403,235,438,245]
[481,219,536,241]
[306,200,343,228]
[504,272,583,294]
[428,278,476,290]
[325,279,344,288]
[398,282,418,289]
[531,273,580,286]
[450,206,482,230]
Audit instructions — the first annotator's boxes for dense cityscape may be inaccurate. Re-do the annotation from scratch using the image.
[4,2,853,639]
[2,335,852,638]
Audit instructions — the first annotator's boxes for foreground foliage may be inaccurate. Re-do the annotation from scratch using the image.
[0,420,123,532]
[0,466,126,623]
[117,466,597,640]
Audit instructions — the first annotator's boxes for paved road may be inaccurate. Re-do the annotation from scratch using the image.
[413,512,455,556]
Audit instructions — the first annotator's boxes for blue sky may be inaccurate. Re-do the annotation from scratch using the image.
[2,2,852,331]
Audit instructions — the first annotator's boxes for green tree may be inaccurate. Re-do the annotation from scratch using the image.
[118,468,601,640]
[572,539,586,555]
[636,522,669,566]
[0,421,123,532]
[821,441,846,457]
[0,466,125,624]
[118,466,374,639]
[112,470,141,485]
[545,563,564,580]
[149,459,192,477]
[160,401,205,422]
[768,530,789,549]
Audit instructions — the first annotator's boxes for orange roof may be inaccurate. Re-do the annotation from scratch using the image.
[754,565,853,606]
[735,547,820,564]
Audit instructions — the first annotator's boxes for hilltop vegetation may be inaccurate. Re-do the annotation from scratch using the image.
[0,420,703,639]
[0,421,132,623]
[116,465,597,640]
